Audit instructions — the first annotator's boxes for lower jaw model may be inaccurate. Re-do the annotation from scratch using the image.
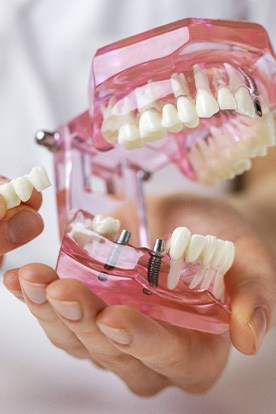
[36,18,276,334]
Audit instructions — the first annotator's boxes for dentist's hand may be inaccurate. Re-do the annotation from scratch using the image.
[0,177,44,258]
[4,194,276,396]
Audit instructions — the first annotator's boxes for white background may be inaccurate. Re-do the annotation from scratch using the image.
[1,1,276,413]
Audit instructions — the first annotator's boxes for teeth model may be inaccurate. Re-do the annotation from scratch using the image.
[100,64,275,186]
[167,226,235,300]
[0,166,51,209]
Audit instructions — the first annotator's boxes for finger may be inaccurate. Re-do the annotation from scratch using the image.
[46,280,168,395]
[3,268,24,301]
[16,263,91,360]
[0,206,44,255]
[96,306,230,394]
[0,195,7,220]
[23,189,42,210]
[226,236,276,355]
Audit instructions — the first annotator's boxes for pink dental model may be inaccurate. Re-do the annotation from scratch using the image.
[36,18,276,334]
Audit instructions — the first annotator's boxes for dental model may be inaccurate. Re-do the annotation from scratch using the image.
[0,166,51,209]
[36,19,276,334]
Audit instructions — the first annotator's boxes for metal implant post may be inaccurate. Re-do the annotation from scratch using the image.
[147,239,165,288]
[104,229,131,271]
[35,130,61,152]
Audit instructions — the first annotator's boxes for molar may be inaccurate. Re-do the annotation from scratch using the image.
[91,214,121,239]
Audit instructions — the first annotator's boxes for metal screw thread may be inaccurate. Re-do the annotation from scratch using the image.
[104,229,131,271]
[147,239,165,288]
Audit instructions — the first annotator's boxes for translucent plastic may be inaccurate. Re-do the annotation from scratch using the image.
[48,18,276,334]
[57,210,230,334]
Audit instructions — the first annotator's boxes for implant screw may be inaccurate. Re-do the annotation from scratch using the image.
[104,229,131,271]
[147,239,165,288]
[35,130,61,152]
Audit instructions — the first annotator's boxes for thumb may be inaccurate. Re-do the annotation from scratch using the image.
[0,202,44,255]
[226,236,276,355]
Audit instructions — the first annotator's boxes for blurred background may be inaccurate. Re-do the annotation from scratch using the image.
[1,1,276,413]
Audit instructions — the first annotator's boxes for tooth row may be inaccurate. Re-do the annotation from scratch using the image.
[167,226,235,299]
[189,111,275,185]
[102,64,258,149]
[0,166,51,209]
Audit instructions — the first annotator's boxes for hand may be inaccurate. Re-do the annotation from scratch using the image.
[4,194,276,395]
[0,176,44,265]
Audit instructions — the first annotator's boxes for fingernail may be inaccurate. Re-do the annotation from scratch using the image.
[249,307,268,352]
[20,279,47,304]
[7,210,43,245]
[97,323,131,345]
[49,300,83,321]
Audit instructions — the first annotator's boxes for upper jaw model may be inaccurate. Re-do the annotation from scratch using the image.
[37,18,276,334]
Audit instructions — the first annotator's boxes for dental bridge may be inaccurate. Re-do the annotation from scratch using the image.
[36,18,276,334]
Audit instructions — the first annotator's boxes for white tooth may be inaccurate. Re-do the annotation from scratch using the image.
[118,122,143,149]
[0,182,21,209]
[12,176,33,202]
[186,234,206,263]
[170,73,189,98]
[250,145,268,157]
[211,240,228,270]
[234,159,252,174]
[217,86,237,110]
[194,64,210,90]
[167,257,183,290]
[200,267,216,290]
[169,226,191,260]
[195,89,219,118]
[139,109,165,141]
[201,235,217,266]
[219,241,235,273]
[92,214,121,238]
[161,103,183,132]
[235,87,255,117]
[212,272,225,299]
[189,266,207,289]
[177,96,199,127]
[28,166,51,192]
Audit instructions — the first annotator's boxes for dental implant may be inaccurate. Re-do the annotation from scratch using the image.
[147,239,165,288]
[104,229,131,271]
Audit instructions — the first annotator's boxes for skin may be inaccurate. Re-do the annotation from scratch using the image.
[2,147,276,396]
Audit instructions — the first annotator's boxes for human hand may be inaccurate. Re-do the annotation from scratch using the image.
[3,194,276,395]
[0,176,44,264]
